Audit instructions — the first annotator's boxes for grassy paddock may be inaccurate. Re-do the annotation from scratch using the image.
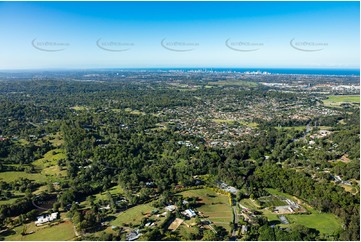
[3,220,75,241]
[94,186,124,202]
[323,95,360,107]
[262,188,342,235]
[124,108,145,115]
[0,171,47,183]
[276,126,306,131]
[258,195,288,207]
[70,105,87,111]
[32,149,66,169]
[110,202,155,227]
[286,213,341,235]
[179,188,233,231]
[46,132,64,147]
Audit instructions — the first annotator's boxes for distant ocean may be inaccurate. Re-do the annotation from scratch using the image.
[163,68,360,76]
[1,68,359,77]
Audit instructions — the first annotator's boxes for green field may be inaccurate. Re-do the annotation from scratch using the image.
[318,126,333,131]
[276,126,306,131]
[323,95,360,107]
[259,189,342,235]
[32,148,67,178]
[265,189,300,202]
[46,132,64,147]
[32,149,66,169]
[70,105,87,111]
[3,221,76,241]
[286,213,342,235]
[258,195,288,207]
[261,208,280,222]
[17,139,30,146]
[239,121,258,128]
[179,188,233,231]
[110,202,156,226]
[0,197,22,205]
[212,119,236,124]
[178,223,200,239]
[42,165,67,176]
[94,186,124,202]
[0,171,47,183]
[239,198,261,210]
[124,108,145,115]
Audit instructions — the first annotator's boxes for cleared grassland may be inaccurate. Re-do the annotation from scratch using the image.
[179,188,232,231]
[258,195,288,207]
[261,208,280,222]
[265,189,301,203]
[32,149,66,169]
[94,186,124,202]
[46,132,64,147]
[3,220,75,241]
[0,171,47,183]
[286,213,342,235]
[323,95,360,107]
[70,105,87,111]
[276,126,306,131]
[239,198,261,210]
[42,165,67,176]
[110,202,155,227]
[239,121,258,128]
[178,223,200,238]
[261,188,342,235]
[124,108,145,115]
[339,184,358,194]
[0,197,21,205]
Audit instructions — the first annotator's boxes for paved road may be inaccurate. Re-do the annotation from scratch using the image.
[231,204,239,239]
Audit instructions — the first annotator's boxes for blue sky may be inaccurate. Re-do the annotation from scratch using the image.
[0,1,359,69]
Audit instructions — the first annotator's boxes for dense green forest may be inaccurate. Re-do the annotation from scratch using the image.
[0,77,359,241]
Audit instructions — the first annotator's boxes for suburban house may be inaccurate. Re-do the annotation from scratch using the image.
[165,205,176,212]
[35,212,58,226]
[126,229,141,241]
[184,209,196,218]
